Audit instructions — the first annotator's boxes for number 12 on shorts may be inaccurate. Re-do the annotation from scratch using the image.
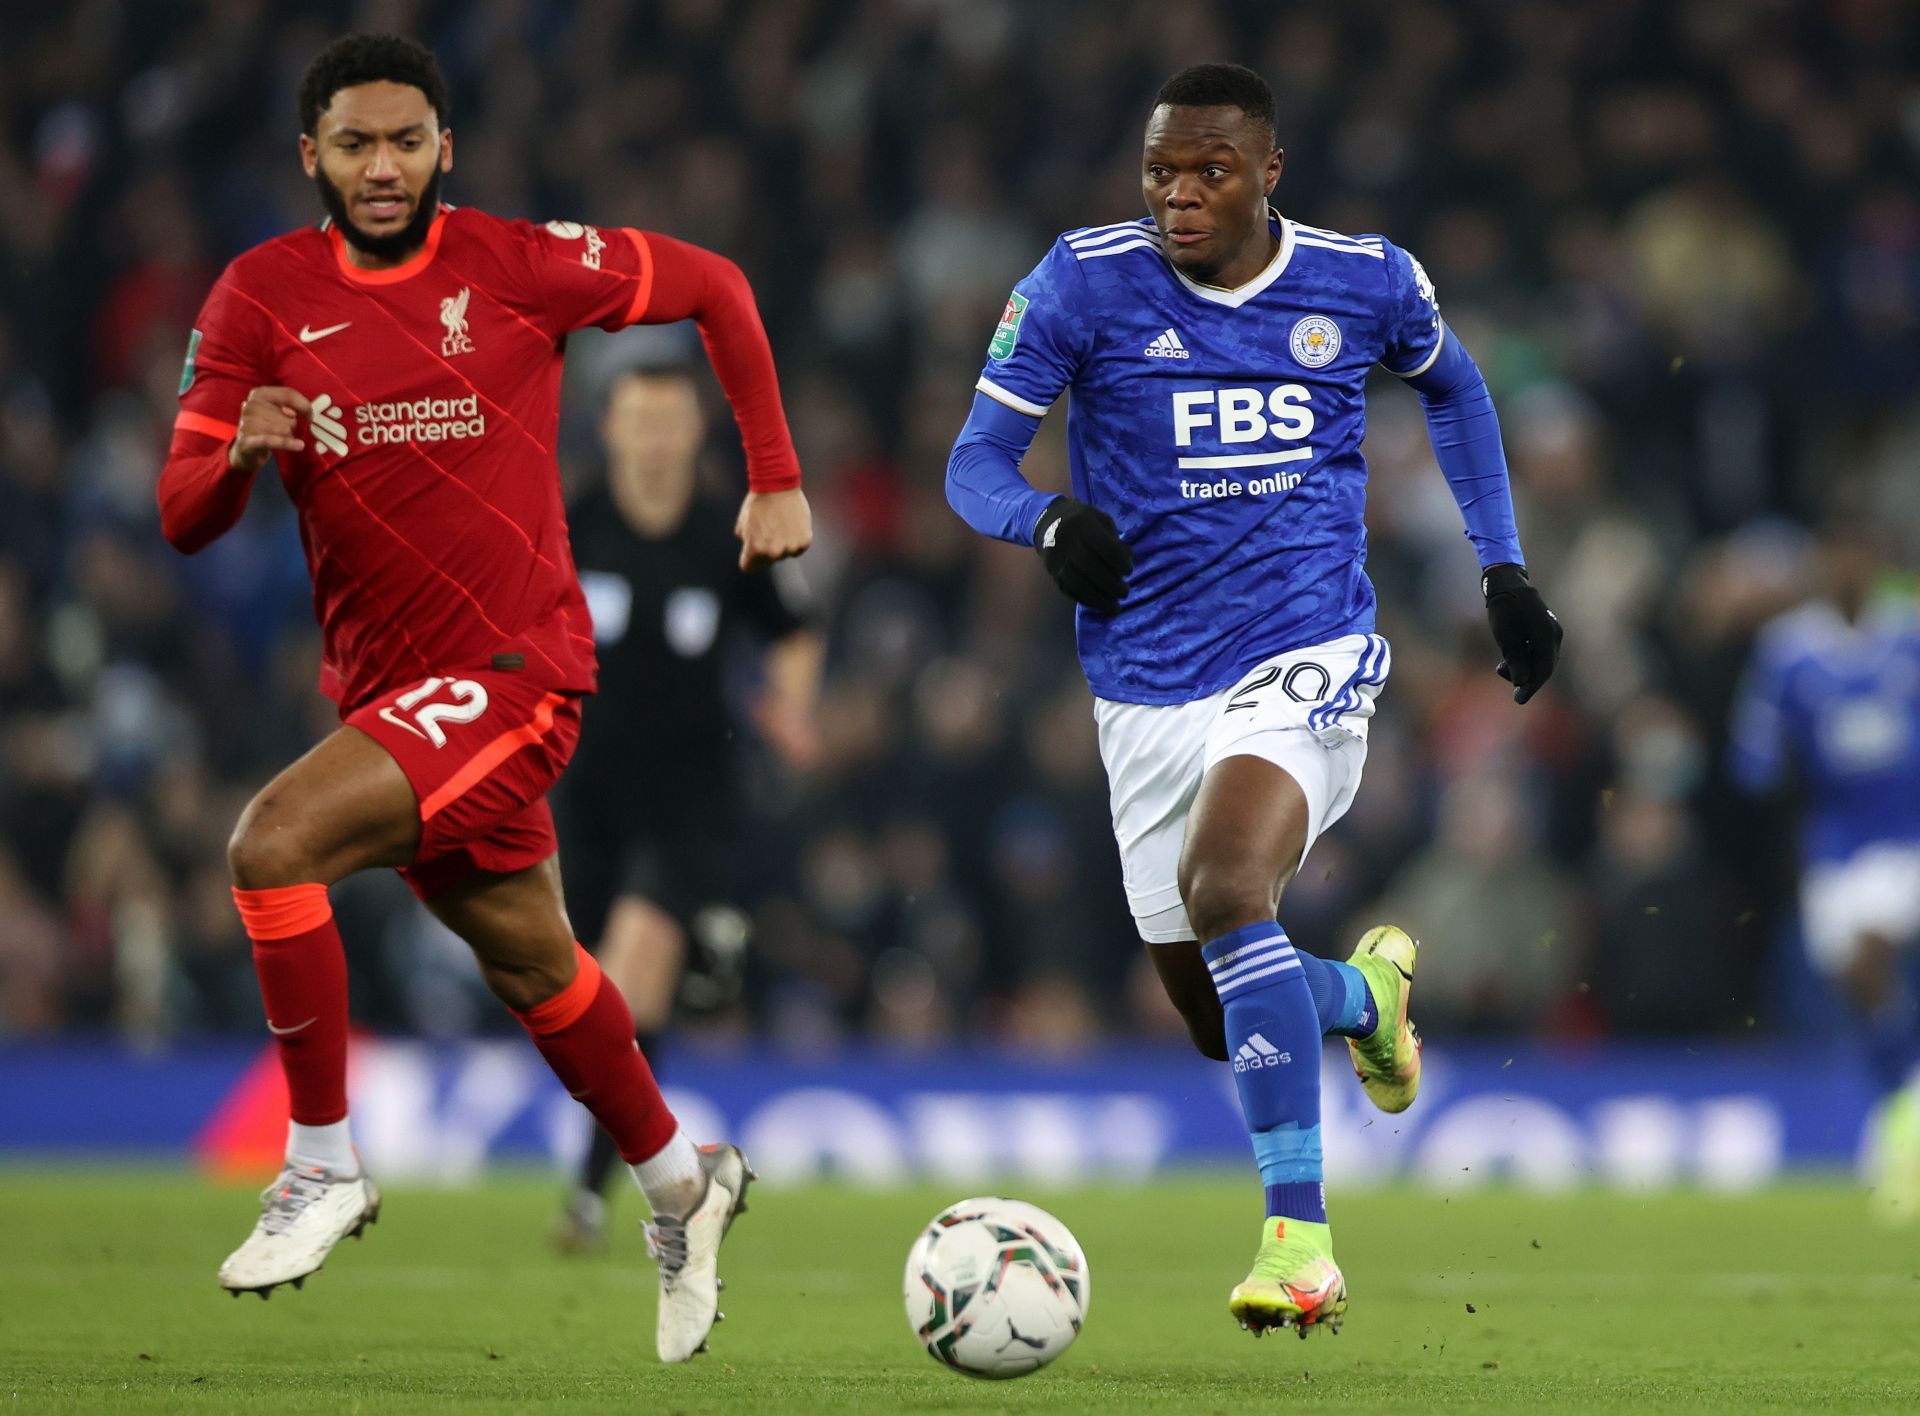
[378,677,490,748]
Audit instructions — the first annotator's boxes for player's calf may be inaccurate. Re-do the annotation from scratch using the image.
[1144,940,1230,1061]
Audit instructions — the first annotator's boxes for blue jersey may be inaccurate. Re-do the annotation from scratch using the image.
[1729,598,1920,863]
[972,213,1453,705]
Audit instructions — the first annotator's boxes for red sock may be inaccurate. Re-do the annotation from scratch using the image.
[233,884,350,1126]
[517,946,678,1163]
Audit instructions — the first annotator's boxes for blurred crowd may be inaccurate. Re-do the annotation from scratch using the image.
[2,0,1918,1049]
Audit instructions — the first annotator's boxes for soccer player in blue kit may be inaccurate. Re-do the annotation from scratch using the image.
[1730,519,1920,1222]
[946,64,1562,1335]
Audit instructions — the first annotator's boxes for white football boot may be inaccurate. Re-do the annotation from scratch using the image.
[217,1163,381,1298]
[645,1143,754,1362]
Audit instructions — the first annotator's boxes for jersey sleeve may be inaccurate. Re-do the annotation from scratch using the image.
[174,274,271,443]
[973,239,1091,418]
[517,219,657,337]
[159,273,272,553]
[1378,239,1445,379]
[1727,635,1796,794]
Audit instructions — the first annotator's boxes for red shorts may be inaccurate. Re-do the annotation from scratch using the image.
[347,671,584,901]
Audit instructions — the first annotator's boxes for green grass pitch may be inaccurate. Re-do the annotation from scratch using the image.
[2,1169,1917,1413]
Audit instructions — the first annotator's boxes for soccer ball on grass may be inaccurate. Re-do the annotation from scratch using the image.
[902,1196,1089,1379]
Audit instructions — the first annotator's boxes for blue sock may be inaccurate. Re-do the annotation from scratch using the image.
[1863,986,1920,1095]
[1296,951,1378,1039]
[1204,922,1327,1224]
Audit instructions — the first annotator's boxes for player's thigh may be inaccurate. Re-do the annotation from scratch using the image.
[1176,755,1311,936]
[229,726,422,886]
[425,854,578,1007]
[1178,634,1385,929]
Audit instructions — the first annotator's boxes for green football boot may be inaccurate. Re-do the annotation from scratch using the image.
[1228,1216,1347,1338]
[1346,926,1421,1114]
[1869,1084,1920,1227]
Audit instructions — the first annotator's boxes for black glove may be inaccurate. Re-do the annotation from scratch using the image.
[1033,496,1133,615]
[1482,562,1562,705]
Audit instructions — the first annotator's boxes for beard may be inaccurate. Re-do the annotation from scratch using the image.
[315,164,442,261]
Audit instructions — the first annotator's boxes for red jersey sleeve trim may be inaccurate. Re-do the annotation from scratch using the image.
[622,229,655,326]
[330,208,449,285]
[174,410,239,441]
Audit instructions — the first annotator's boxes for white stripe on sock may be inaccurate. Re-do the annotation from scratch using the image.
[1208,944,1298,986]
[1213,947,1305,990]
[1207,934,1294,971]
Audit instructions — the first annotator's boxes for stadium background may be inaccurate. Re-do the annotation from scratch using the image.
[0,0,1917,1193]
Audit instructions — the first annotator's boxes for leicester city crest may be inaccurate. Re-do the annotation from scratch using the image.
[1289,315,1341,368]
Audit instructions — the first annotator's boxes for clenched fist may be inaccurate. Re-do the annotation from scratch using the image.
[734,487,812,572]
[228,386,314,473]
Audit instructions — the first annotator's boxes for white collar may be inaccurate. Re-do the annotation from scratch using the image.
[1167,207,1293,308]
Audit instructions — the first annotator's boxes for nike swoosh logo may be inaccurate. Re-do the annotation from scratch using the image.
[377,706,427,740]
[267,1016,317,1036]
[299,321,352,343]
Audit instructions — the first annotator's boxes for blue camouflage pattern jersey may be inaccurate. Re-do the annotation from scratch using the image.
[1729,599,1920,864]
[974,211,1444,705]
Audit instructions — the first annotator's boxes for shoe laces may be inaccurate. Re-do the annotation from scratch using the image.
[257,1166,331,1236]
[645,1216,690,1291]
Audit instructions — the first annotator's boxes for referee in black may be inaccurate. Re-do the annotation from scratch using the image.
[554,362,821,1251]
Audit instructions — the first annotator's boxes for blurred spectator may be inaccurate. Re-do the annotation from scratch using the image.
[1363,773,1584,1033]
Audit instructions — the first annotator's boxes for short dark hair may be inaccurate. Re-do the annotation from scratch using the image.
[299,34,449,136]
[1153,63,1276,142]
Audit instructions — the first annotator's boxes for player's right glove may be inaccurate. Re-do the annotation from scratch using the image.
[1033,496,1133,616]
[1482,562,1563,705]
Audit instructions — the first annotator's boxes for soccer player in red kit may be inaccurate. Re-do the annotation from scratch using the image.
[157,35,807,1362]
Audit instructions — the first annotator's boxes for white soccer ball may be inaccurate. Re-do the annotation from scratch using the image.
[902,1196,1090,1379]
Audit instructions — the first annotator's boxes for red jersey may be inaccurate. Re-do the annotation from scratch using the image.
[160,206,800,712]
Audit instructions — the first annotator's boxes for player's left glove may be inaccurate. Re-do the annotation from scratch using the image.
[1482,563,1562,705]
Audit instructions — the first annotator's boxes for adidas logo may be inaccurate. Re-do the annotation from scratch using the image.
[1233,1032,1291,1072]
[1143,328,1191,359]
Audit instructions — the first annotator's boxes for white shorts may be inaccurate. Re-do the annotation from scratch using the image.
[1801,842,1920,975]
[1094,633,1390,944]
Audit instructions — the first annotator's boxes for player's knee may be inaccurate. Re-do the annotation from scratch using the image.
[1178,860,1271,944]
[226,800,314,890]
[481,955,578,1014]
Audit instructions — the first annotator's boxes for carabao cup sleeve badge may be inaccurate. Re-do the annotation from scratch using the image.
[989,291,1029,361]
